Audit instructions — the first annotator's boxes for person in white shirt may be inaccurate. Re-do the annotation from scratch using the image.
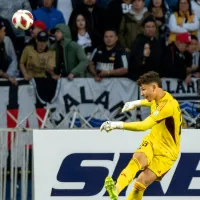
[168,0,199,44]
[71,13,102,59]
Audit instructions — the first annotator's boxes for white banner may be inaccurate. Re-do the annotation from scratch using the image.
[33,129,200,200]
[162,78,199,99]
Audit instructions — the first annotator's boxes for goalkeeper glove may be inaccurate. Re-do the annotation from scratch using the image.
[121,100,141,113]
[100,121,124,132]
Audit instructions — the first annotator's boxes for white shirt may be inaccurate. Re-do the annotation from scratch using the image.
[77,32,92,49]
[168,13,199,33]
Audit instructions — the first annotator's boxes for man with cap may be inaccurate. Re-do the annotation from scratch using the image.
[26,20,47,46]
[162,32,192,84]
[20,31,56,80]
[0,20,18,85]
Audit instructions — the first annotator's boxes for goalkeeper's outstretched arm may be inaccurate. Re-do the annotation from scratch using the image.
[123,116,157,131]
[140,99,153,107]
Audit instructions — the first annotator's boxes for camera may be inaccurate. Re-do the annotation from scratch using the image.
[196,79,200,129]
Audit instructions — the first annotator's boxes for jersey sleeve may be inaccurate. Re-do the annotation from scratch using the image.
[141,99,154,107]
[123,100,173,131]
[150,100,173,122]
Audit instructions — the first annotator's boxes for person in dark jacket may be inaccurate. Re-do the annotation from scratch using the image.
[107,0,132,32]
[128,16,163,81]
[162,32,192,84]
[68,0,107,37]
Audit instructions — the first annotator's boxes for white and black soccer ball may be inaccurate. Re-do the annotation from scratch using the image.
[12,10,34,30]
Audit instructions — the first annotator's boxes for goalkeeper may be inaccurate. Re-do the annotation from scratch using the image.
[100,71,182,200]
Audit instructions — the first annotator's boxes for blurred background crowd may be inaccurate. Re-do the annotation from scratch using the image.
[0,0,200,86]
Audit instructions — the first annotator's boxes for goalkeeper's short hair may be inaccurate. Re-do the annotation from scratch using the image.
[136,71,162,88]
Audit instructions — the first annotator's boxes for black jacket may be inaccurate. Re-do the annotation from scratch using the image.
[162,43,187,80]
[128,34,163,81]
[68,4,106,37]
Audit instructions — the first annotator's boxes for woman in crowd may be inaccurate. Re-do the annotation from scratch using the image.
[168,0,199,44]
[71,13,102,59]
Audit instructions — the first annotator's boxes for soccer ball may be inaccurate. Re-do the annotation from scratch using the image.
[12,10,34,30]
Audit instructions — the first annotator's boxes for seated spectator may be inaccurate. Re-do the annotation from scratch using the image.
[162,32,192,84]
[184,35,200,77]
[128,16,163,81]
[191,0,200,41]
[168,0,199,44]
[88,29,128,81]
[68,0,106,37]
[51,24,89,80]
[71,13,102,59]
[107,0,132,32]
[148,0,171,45]
[20,31,56,80]
[33,0,65,32]
[26,20,46,46]
[0,21,18,85]
[119,0,150,52]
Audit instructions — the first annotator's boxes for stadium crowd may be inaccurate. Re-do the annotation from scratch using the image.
[0,0,200,86]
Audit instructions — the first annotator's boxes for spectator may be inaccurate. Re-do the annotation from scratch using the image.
[71,13,102,59]
[185,35,200,77]
[89,29,128,81]
[51,24,89,79]
[191,0,200,41]
[33,0,65,32]
[168,0,199,44]
[26,20,46,45]
[148,0,171,45]
[128,16,163,80]
[20,31,56,80]
[68,0,106,37]
[0,16,16,49]
[0,21,18,85]
[119,0,150,52]
[107,0,132,32]
[162,32,192,84]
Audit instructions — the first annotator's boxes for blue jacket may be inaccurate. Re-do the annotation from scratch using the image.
[33,6,65,31]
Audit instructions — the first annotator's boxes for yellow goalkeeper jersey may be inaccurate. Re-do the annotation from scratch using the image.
[124,91,182,160]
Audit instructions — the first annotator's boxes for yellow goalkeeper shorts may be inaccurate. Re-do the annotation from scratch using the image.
[135,139,175,180]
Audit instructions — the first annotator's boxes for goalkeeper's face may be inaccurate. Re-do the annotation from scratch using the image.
[140,83,157,102]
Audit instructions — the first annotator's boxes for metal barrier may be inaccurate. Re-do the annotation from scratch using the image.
[0,128,33,200]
